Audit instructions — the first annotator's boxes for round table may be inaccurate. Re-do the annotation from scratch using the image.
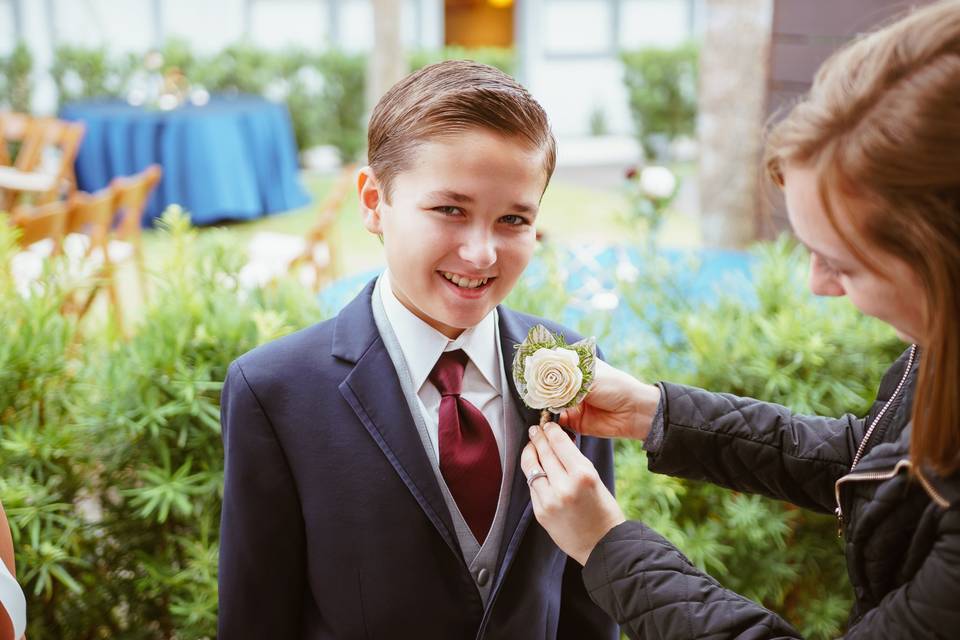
[61,96,311,226]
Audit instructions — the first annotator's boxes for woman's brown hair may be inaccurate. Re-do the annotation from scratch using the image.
[765,0,960,477]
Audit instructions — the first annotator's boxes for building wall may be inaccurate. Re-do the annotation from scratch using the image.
[520,0,701,137]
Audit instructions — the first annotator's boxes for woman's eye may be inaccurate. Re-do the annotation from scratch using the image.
[500,214,530,226]
[815,253,843,277]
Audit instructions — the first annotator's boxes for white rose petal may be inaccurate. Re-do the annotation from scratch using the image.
[522,347,583,410]
[640,166,676,199]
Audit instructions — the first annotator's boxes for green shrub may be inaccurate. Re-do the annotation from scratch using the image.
[0,208,321,638]
[193,42,280,96]
[50,45,136,108]
[0,43,33,112]
[621,43,699,161]
[302,50,367,162]
[409,46,516,76]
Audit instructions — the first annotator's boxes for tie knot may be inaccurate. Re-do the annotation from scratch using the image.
[429,349,469,396]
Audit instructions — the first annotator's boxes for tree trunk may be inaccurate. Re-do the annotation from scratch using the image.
[697,0,774,248]
[369,0,407,109]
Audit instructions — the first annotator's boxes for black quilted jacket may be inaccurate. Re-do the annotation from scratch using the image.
[582,346,960,639]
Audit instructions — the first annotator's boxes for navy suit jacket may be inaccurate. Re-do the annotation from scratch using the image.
[218,280,618,639]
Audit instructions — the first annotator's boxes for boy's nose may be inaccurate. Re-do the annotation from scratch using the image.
[459,231,497,269]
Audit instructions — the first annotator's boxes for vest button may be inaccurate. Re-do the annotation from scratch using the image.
[477,568,490,586]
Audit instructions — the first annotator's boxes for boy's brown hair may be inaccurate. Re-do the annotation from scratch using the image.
[367,60,557,201]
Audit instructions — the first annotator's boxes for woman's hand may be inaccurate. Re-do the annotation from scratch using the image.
[558,360,661,441]
[521,422,626,566]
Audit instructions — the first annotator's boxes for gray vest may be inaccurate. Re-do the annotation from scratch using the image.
[371,276,521,605]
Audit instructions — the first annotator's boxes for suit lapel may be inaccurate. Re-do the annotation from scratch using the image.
[333,280,460,557]
[493,308,584,586]
[493,308,543,581]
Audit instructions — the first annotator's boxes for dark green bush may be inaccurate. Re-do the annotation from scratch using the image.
[0,43,33,112]
[296,50,367,162]
[43,41,368,162]
[0,209,321,638]
[50,45,136,108]
[621,43,699,160]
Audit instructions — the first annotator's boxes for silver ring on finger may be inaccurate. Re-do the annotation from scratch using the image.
[527,470,548,486]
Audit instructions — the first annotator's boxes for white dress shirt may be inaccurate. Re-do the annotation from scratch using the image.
[379,270,505,464]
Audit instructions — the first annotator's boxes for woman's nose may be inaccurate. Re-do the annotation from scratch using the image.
[808,254,845,297]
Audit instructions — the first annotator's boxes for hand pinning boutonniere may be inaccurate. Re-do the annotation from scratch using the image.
[512,325,597,426]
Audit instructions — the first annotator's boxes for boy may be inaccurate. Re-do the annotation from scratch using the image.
[218,61,617,639]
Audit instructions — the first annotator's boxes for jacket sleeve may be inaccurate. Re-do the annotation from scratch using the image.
[648,382,863,513]
[583,521,802,640]
[557,434,620,640]
[844,508,960,639]
[218,360,308,638]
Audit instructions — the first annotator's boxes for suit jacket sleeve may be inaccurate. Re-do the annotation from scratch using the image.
[219,360,308,638]
[557,433,620,640]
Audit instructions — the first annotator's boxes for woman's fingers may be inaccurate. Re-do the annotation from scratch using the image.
[528,424,567,480]
[520,442,548,509]
[542,422,593,472]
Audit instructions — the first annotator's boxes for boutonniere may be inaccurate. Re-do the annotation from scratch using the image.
[512,325,597,426]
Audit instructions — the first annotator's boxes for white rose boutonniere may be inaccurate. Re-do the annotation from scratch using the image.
[512,324,597,424]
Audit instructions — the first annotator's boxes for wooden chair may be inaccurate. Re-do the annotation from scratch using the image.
[289,164,354,291]
[10,199,69,253]
[7,201,70,297]
[0,112,35,169]
[0,118,85,210]
[109,164,162,295]
[64,187,124,332]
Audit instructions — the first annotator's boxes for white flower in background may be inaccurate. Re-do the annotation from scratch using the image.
[523,347,583,410]
[513,325,597,415]
[639,165,677,199]
[590,290,619,311]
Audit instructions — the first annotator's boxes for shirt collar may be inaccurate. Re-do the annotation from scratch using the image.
[380,270,501,392]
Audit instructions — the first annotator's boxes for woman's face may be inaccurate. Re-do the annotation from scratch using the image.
[783,164,927,345]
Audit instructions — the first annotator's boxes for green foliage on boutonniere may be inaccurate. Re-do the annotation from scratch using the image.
[512,324,597,413]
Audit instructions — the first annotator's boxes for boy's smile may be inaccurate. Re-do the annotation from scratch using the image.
[359,129,549,338]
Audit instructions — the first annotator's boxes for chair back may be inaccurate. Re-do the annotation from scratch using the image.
[0,112,34,168]
[23,118,85,202]
[67,187,116,258]
[10,200,69,253]
[110,164,162,238]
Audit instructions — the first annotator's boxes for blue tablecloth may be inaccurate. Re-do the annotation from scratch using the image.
[61,96,311,226]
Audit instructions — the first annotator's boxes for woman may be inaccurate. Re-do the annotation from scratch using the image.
[521,1,960,637]
[0,502,25,640]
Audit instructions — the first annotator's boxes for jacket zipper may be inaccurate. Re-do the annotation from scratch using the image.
[834,460,912,535]
[834,459,950,535]
[834,345,917,536]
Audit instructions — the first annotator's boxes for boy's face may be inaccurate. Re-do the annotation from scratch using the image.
[359,129,547,338]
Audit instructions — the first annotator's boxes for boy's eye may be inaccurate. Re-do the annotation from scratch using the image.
[500,214,530,226]
[433,206,463,216]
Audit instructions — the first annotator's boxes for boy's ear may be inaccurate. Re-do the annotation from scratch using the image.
[357,166,384,235]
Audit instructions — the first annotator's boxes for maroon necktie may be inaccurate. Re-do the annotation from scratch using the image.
[429,350,502,544]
